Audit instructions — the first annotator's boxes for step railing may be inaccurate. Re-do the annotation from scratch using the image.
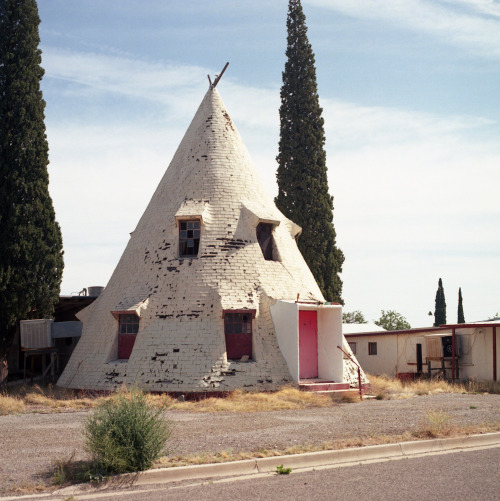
[337,345,363,401]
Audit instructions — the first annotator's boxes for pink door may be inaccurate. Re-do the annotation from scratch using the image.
[299,310,318,379]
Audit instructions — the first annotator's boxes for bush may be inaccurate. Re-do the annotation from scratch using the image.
[83,388,172,473]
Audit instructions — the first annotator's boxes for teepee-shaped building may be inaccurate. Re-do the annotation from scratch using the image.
[58,82,364,392]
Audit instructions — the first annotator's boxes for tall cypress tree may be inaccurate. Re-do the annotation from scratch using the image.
[0,0,64,367]
[457,287,465,324]
[434,278,446,326]
[276,0,344,303]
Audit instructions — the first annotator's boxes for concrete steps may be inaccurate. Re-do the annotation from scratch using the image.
[298,380,352,393]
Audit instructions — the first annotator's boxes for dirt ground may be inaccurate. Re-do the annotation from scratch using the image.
[1,393,499,495]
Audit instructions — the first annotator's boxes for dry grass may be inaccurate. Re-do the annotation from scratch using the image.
[415,410,454,438]
[1,375,497,416]
[465,379,500,394]
[0,392,25,415]
[153,418,500,469]
[152,388,337,413]
[0,385,342,415]
[6,384,108,411]
[368,375,468,400]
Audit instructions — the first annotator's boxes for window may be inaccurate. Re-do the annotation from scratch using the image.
[224,311,254,360]
[348,342,357,355]
[256,222,275,261]
[179,220,200,257]
[118,314,139,359]
[368,342,377,356]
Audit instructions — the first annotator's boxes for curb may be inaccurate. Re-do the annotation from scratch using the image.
[51,432,500,496]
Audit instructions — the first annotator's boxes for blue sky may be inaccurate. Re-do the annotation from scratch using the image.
[37,0,500,327]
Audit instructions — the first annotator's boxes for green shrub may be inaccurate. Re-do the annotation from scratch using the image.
[83,388,172,473]
[276,464,292,475]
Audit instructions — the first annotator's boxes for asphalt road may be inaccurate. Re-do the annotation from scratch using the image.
[47,445,500,501]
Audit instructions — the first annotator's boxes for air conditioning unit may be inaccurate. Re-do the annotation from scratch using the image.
[20,319,54,350]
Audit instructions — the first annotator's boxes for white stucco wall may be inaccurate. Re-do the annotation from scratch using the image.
[317,305,343,381]
[345,334,398,377]
[457,327,498,381]
[346,325,499,381]
[271,301,347,383]
[270,300,300,382]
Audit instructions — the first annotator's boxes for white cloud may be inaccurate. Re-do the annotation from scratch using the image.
[42,49,499,325]
[307,0,500,57]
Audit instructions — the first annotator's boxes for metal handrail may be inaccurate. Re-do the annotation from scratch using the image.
[337,345,363,400]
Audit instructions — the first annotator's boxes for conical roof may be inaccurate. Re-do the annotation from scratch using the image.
[58,87,326,392]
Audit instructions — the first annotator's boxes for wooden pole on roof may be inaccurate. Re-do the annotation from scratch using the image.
[211,62,229,89]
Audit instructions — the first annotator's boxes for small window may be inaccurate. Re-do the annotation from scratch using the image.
[348,342,357,355]
[179,220,200,257]
[368,342,377,356]
[224,311,253,360]
[118,314,139,359]
[257,222,276,261]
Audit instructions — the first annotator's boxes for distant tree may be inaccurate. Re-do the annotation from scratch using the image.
[434,278,446,326]
[487,313,499,321]
[342,310,368,324]
[457,288,465,324]
[275,0,344,303]
[375,310,411,331]
[0,0,64,377]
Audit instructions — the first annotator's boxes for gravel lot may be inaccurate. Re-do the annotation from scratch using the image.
[1,393,499,495]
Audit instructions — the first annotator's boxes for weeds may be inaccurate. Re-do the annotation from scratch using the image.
[51,454,107,487]
[165,388,335,413]
[276,464,292,474]
[5,384,107,413]
[84,387,172,474]
[465,379,500,394]
[414,410,454,438]
[1,375,498,417]
[368,375,469,400]
[0,392,24,415]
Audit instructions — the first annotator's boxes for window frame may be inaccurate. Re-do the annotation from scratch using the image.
[223,309,255,360]
[117,313,139,359]
[256,221,280,261]
[179,219,201,258]
[368,342,377,356]
[348,341,357,355]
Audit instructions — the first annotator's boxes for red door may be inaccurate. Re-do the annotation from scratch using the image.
[299,310,318,379]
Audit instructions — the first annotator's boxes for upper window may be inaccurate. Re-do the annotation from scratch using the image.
[348,342,357,355]
[179,220,200,257]
[118,314,139,359]
[256,222,276,261]
[368,342,377,356]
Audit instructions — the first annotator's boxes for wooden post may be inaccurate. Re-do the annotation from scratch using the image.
[451,327,456,381]
[211,62,229,89]
[494,325,497,381]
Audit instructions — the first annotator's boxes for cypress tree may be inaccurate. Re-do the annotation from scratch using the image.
[433,278,446,326]
[457,287,465,324]
[276,0,344,303]
[0,0,64,367]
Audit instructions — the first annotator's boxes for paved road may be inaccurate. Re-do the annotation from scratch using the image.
[47,445,500,501]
